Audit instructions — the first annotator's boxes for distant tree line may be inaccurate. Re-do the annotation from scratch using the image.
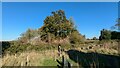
[99,18,120,40]
[111,31,120,39]
[99,29,120,40]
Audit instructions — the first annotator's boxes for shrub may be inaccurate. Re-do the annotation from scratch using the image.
[69,31,85,44]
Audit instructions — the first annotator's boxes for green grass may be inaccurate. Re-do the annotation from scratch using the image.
[42,58,58,66]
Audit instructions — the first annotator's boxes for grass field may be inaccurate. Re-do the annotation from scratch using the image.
[2,42,119,67]
[2,50,58,66]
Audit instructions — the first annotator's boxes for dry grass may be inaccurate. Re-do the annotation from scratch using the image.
[2,50,59,66]
[2,47,119,66]
[74,43,119,56]
[2,40,119,66]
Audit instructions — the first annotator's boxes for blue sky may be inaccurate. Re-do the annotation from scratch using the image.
[2,2,118,41]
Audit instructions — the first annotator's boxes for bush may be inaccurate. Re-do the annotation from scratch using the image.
[99,29,111,40]
[2,41,59,55]
[69,31,85,44]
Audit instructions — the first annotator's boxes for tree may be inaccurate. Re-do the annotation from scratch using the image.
[93,37,97,40]
[20,28,38,43]
[109,18,120,39]
[99,29,111,40]
[111,18,120,32]
[19,10,85,44]
[40,10,76,42]
[111,31,120,39]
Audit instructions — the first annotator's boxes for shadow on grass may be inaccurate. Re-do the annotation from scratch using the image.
[66,49,120,68]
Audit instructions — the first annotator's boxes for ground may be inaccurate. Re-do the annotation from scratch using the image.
[2,40,119,67]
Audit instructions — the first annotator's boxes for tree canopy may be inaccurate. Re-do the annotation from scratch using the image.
[38,10,80,43]
[40,10,75,39]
